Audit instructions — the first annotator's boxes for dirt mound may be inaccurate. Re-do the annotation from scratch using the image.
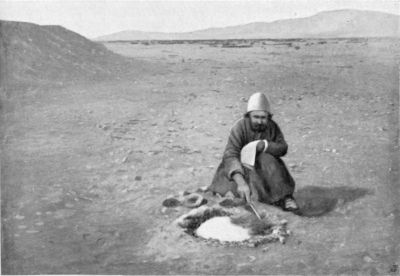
[0,20,131,88]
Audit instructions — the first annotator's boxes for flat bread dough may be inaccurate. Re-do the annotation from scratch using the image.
[196,216,250,242]
[240,140,260,168]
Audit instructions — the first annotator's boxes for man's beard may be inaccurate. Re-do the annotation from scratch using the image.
[251,122,268,132]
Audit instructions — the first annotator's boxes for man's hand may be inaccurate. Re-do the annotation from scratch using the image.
[256,140,265,154]
[237,184,250,203]
[233,173,250,202]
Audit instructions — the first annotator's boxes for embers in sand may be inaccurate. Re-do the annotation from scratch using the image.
[175,206,290,247]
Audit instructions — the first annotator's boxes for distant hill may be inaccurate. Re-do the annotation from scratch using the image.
[0,20,129,88]
[95,9,400,41]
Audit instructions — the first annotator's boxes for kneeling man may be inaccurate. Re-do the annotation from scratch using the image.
[208,92,299,211]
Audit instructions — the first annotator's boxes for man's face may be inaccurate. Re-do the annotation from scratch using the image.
[249,110,268,132]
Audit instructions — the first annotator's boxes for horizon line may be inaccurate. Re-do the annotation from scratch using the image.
[93,8,400,39]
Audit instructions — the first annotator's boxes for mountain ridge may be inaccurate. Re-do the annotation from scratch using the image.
[95,9,400,41]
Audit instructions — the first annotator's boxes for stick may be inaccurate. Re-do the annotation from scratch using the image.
[248,202,262,220]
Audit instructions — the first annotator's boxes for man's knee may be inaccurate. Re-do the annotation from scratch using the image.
[258,152,276,161]
[257,153,279,169]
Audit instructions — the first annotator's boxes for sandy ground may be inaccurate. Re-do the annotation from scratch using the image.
[1,38,399,274]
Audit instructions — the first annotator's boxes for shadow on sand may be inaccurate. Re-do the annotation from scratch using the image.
[293,185,372,217]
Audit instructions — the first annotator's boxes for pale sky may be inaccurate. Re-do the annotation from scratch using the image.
[0,0,398,38]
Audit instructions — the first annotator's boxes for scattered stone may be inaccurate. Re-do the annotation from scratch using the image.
[65,203,74,208]
[386,212,395,218]
[162,197,181,207]
[26,230,39,234]
[36,212,42,216]
[363,256,373,263]
[248,256,256,262]
[98,124,110,131]
[196,186,209,193]
[18,225,27,229]
[171,255,181,260]
[53,209,76,219]
[35,221,44,226]
[15,215,25,220]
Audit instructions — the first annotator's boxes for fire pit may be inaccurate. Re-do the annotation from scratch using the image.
[175,205,290,247]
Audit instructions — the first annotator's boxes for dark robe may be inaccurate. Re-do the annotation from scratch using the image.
[208,116,295,204]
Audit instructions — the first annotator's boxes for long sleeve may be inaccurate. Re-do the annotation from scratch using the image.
[222,120,246,180]
[265,121,288,157]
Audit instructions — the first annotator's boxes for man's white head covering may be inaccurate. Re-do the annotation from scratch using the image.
[247,92,271,114]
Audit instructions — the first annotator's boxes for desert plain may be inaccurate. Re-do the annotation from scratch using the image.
[1,34,399,274]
